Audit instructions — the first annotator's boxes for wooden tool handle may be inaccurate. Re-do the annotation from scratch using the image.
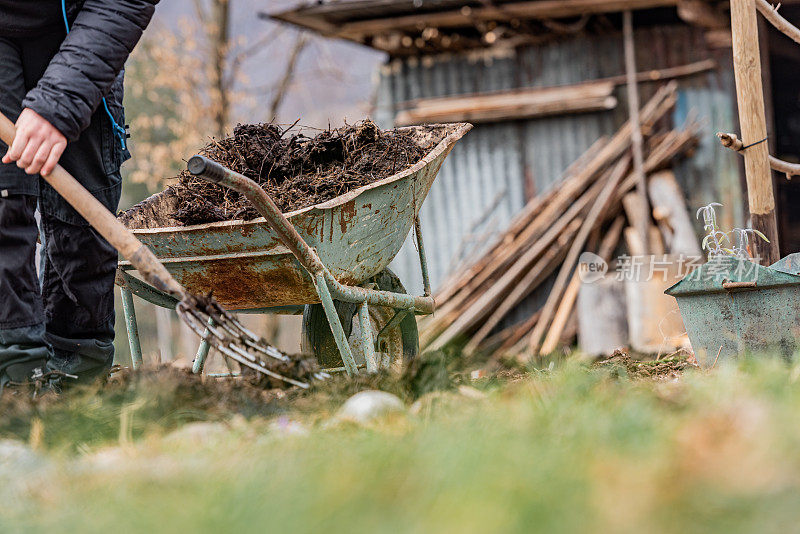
[0,110,183,296]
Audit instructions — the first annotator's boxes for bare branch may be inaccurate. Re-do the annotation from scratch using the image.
[717,132,800,179]
[225,28,284,91]
[192,0,208,24]
[210,0,231,137]
[756,0,800,45]
[236,27,284,62]
[268,34,310,121]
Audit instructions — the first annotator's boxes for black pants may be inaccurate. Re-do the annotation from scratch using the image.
[0,32,127,381]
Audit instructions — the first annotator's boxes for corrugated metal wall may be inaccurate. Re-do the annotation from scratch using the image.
[378,24,743,311]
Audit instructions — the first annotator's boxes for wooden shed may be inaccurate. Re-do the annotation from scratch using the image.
[268,0,800,299]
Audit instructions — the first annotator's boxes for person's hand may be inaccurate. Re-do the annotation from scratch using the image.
[2,108,67,176]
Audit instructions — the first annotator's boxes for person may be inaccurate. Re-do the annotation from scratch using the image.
[0,0,159,390]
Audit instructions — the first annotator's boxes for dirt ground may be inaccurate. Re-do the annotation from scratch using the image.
[594,348,699,380]
[147,120,433,225]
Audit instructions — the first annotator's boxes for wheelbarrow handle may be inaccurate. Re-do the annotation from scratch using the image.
[188,155,435,314]
[0,110,184,297]
[188,155,328,276]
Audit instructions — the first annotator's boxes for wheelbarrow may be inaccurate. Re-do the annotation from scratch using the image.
[665,253,800,366]
[116,123,472,375]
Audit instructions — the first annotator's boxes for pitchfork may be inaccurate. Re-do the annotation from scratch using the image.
[0,111,314,389]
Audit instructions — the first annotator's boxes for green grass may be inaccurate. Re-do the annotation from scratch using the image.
[3,357,800,533]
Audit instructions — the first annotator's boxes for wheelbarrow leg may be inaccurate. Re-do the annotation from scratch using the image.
[120,287,143,369]
[414,217,431,297]
[192,318,215,374]
[358,302,378,373]
[315,274,359,375]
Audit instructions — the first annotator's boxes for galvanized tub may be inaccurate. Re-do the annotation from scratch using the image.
[665,254,800,366]
[119,123,472,310]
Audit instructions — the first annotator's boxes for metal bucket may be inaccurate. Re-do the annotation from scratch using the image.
[665,254,800,367]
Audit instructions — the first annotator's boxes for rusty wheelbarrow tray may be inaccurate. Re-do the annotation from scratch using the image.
[116,123,472,375]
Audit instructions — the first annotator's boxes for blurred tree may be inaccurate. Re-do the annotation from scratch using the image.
[268,34,309,121]
[208,0,231,137]
[122,0,309,191]
[123,16,222,190]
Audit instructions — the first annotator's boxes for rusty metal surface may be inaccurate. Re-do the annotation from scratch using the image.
[119,123,470,309]
[666,255,800,366]
[770,252,800,275]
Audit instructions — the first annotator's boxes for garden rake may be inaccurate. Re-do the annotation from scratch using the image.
[0,110,315,389]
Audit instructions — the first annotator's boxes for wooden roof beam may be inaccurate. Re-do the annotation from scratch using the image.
[395,81,618,126]
[335,0,680,39]
[677,0,728,29]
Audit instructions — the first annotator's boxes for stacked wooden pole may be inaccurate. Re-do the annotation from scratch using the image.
[419,81,701,359]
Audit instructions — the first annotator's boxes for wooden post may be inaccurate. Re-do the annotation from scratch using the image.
[623,10,650,253]
[730,0,780,265]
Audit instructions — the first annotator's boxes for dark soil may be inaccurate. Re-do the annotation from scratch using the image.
[595,349,699,380]
[167,120,432,225]
[241,355,322,390]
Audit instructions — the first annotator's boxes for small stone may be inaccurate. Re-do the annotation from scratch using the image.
[162,422,229,446]
[337,390,405,424]
[77,448,180,481]
[0,440,47,475]
[0,440,51,502]
[458,385,488,400]
[80,447,131,472]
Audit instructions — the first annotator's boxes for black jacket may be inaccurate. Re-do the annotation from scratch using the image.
[0,1,64,37]
[2,0,159,142]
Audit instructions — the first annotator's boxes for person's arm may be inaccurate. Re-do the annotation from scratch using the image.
[3,0,159,176]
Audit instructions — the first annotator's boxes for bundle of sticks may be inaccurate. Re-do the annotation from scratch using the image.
[419,82,699,360]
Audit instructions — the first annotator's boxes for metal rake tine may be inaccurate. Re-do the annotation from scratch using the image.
[177,300,202,324]
[189,297,279,354]
[207,303,261,342]
[207,312,282,359]
[179,301,311,389]
[202,307,241,339]
[228,342,257,363]
[178,305,211,339]
[215,313,261,342]
[225,313,262,342]
[243,338,289,361]
[178,307,239,369]
[186,306,229,343]
[179,306,228,356]
[213,319,289,365]
[201,300,289,360]
[217,344,309,389]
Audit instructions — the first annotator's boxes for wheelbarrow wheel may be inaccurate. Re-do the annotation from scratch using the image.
[302,269,419,370]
